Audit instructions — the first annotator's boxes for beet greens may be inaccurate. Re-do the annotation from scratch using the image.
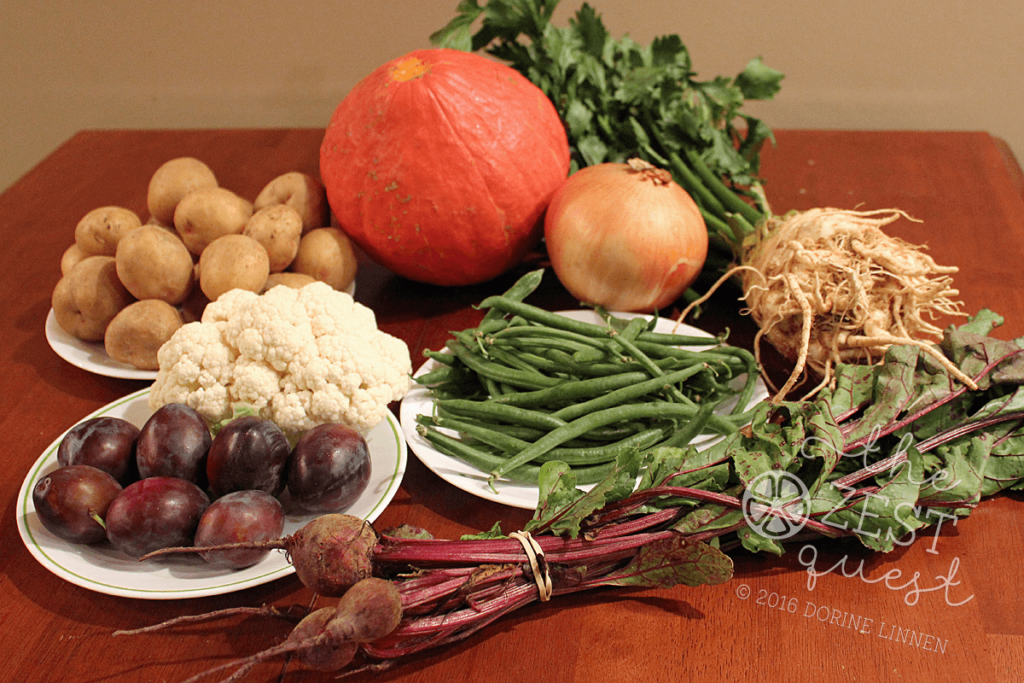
[121,310,1024,680]
[365,308,1024,662]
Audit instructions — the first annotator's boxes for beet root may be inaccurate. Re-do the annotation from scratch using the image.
[140,512,376,598]
[288,607,359,672]
[287,513,377,597]
[327,577,403,643]
[164,579,400,683]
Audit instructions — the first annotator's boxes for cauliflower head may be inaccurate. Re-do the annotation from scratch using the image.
[148,283,412,436]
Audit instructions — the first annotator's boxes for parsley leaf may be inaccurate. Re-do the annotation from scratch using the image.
[431,0,783,185]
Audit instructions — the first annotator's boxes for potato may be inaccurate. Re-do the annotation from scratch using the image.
[253,172,328,235]
[199,234,270,301]
[290,228,358,291]
[51,256,134,341]
[147,157,218,225]
[74,206,142,257]
[104,300,184,370]
[174,187,253,256]
[262,272,317,292]
[243,204,303,272]
[180,280,211,323]
[60,243,88,276]
[145,215,175,230]
[115,225,194,304]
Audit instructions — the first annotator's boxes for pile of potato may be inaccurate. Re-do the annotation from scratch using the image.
[52,158,359,370]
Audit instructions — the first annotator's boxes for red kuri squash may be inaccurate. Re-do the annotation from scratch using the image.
[319,48,570,286]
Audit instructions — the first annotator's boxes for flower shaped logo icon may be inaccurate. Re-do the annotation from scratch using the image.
[741,470,810,541]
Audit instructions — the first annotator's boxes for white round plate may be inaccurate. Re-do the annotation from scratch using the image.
[17,386,406,599]
[400,310,768,510]
[45,282,356,380]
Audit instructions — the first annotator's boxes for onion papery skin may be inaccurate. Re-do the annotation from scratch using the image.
[544,161,708,312]
[319,49,570,287]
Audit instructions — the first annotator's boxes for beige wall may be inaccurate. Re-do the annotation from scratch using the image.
[2,0,1022,192]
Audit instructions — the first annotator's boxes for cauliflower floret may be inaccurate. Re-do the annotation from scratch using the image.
[149,322,238,423]
[148,282,412,436]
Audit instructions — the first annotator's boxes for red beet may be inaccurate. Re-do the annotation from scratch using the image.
[287,608,359,672]
[326,577,402,643]
[286,514,377,596]
[141,513,377,597]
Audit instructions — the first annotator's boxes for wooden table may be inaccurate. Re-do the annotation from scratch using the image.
[1,129,1022,683]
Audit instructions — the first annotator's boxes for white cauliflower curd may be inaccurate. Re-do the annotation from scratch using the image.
[148,283,412,436]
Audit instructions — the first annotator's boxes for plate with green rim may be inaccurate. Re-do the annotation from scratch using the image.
[16,387,405,599]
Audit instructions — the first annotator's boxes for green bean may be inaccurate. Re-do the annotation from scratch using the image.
[428,382,486,401]
[447,339,563,390]
[432,407,548,440]
[658,345,761,417]
[422,349,457,365]
[601,331,692,405]
[659,400,718,449]
[432,407,654,448]
[490,324,607,346]
[476,297,620,338]
[723,351,761,417]
[613,314,650,341]
[414,366,458,386]
[421,271,766,488]
[421,413,670,465]
[477,268,544,334]
[538,349,683,377]
[436,401,654,443]
[572,346,607,363]
[634,330,726,346]
[489,335,609,358]
[551,365,709,422]
[451,329,492,357]
[483,376,506,397]
[414,363,481,387]
[437,398,568,431]
[630,340,743,366]
[500,347,615,376]
[417,425,541,482]
[483,345,548,376]
[490,326,618,365]
[489,371,651,408]
[573,421,651,441]
[489,401,736,482]
[417,425,618,486]
[540,427,670,463]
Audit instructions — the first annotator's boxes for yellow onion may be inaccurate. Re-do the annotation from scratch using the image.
[543,158,708,312]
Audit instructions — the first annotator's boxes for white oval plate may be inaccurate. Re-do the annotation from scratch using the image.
[17,387,406,599]
[400,310,768,510]
[45,282,356,380]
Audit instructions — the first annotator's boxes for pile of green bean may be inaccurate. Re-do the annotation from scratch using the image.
[414,270,761,486]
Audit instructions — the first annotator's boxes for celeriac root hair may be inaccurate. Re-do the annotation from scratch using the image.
[679,208,975,402]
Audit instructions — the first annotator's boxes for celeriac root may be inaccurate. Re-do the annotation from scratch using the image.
[678,207,976,402]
